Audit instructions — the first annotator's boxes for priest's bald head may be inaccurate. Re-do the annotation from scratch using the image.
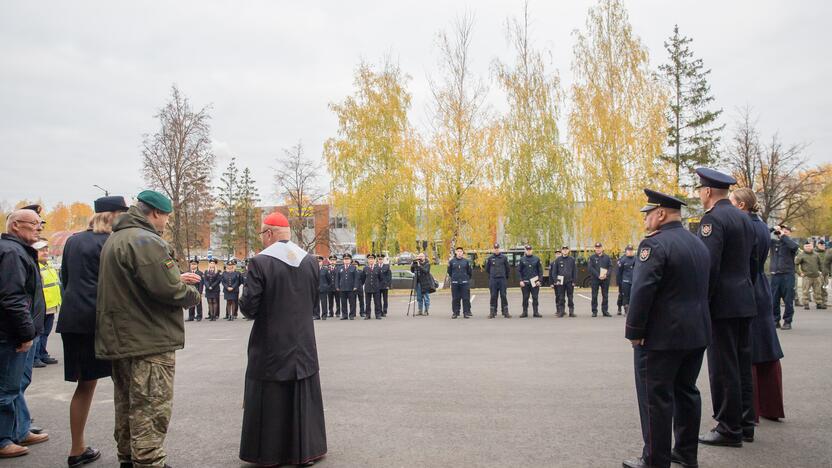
[260,212,291,247]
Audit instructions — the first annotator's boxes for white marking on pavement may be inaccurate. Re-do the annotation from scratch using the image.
[577,294,591,301]
[471,295,476,302]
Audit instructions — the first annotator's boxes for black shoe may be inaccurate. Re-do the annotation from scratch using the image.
[782,323,792,330]
[364,316,371,320]
[29,425,43,434]
[68,447,101,467]
[503,313,511,318]
[803,305,810,310]
[313,316,320,320]
[321,316,327,321]
[375,316,382,319]
[817,304,827,309]
[119,462,133,468]
[33,359,46,368]
[592,312,597,317]
[603,312,612,317]
[775,321,781,329]
[186,318,194,322]
[340,317,348,320]
[349,317,355,320]
[670,449,698,468]
[452,314,459,319]
[622,456,651,468]
[743,429,754,443]
[617,311,622,316]
[520,312,528,318]
[533,313,542,318]
[568,312,575,317]
[698,429,742,447]
[42,356,58,365]
[463,314,471,319]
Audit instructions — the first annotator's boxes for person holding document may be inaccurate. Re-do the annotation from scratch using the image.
[518,245,543,318]
[589,242,613,317]
[550,246,577,317]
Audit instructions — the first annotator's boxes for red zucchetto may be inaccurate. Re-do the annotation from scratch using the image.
[263,212,289,227]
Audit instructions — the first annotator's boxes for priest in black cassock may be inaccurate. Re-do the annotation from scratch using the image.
[239,211,327,466]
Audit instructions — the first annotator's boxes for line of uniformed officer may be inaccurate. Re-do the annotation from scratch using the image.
[550,246,576,317]
[485,243,511,318]
[448,246,473,319]
[518,244,543,318]
[616,246,636,315]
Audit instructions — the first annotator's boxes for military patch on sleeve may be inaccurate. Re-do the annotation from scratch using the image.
[701,224,713,237]
[163,259,175,270]
[639,247,652,262]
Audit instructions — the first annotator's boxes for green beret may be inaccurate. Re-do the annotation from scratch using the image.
[137,190,173,213]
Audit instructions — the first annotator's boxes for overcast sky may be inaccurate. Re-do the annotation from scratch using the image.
[2,0,829,208]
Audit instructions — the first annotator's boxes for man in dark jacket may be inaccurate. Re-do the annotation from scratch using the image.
[617,246,636,315]
[410,253,433,316]
[316,256,330,320]
[448,247,473,319]
[378,254,392,317]
[589,242,612,317]
[0,209,49,458]
[239,211,326,466]
[694,168,759,448]
[486,244,511,318]
[769,224,798,328]
[361,254,383,319]
[186,259,205,321]
[327,255,339,318]
[337,254,359,320]
[623,189,711,468]
[518,245,543,318]
[551,246,577,317]
[96,190,201,468]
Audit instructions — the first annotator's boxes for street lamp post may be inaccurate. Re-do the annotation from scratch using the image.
[93,185,109,196]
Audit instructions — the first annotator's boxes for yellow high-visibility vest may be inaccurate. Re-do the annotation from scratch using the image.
[39,262,62,310]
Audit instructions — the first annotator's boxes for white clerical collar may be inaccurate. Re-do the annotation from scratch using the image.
[259,240,308,268]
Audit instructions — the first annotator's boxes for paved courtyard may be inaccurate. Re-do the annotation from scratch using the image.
[6,288,832,467]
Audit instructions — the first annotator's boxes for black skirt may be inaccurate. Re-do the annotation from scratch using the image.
[240,373,327,466]
[62,333,112,382]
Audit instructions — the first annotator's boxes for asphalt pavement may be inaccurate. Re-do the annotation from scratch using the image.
[6,288,832,467]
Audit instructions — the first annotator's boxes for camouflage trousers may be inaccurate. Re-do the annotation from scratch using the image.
[801,276,822,305]
[112,352,175,468]
[821,274,829,305]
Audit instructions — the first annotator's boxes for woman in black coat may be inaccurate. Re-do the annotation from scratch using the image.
[56,196,127,465]
[222,261,242,320]
[730,188,785,423]
[203,260,222,320]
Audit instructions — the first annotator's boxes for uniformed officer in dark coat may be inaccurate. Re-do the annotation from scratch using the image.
[327,255,339,318]
[550,246,576,317]
[485,243,511,318]
[336,253,359,320]
[315,256,330,320]
[617,246,636,315]
[448,246,473,319]
[589,242,612,317]
[356,262,366,317]
[518,245,543,318]
[203,260,222,321]
[378,254,392,317]
[361,254,383,319]
[186,259,205,321]
[623,189,711,468]
[222,260,243,321]
[694,167,759,448]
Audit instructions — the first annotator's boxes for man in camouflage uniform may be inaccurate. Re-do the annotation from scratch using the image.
[818,240,829,309]
[795,240,823,312]
[96,191,201,468]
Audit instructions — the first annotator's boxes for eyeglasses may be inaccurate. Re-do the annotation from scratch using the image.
[17,220,44,228]
[259,228,272,235]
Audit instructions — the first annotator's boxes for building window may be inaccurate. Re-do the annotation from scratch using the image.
[330,216,348,229]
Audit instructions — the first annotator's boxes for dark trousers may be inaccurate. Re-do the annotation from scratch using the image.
[340,291,356,319]
[771,274,795,324]
[707,317,754,440]
[364,291,381,318]
[621,282,632,306]
[555,283,575,315]
[206,298,220,320]
[451,282,471,316]
[591,279,609,314]
[521,284,539,314]
[357,287,365,316]
[380,289,389,316]
[187,301,203,321]
[37,312,55,360]
[634,346,705,468]
[328,291,338,317]
[315,292,328,319]
[489,278,508,314]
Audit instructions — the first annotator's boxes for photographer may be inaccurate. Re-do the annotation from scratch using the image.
[410,253,432,316]
[769,224,799,329]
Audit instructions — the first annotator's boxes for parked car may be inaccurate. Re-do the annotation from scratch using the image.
[396,252,415,265]
[391,270,416,289]
[352,253,367,266]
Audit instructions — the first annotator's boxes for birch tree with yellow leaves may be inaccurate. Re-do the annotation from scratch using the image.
[495,2,574,248]
[324,58,418,253]
[427,14,502,257]
[569,0,669,249]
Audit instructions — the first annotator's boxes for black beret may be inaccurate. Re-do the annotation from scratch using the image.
[94,196,129,213]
